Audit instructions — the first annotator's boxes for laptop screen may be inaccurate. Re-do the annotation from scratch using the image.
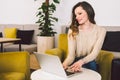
[34,52,67,78]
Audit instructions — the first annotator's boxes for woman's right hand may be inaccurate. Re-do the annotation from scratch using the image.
[68,60,84,72]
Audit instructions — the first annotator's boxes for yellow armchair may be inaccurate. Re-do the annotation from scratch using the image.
[0,51,30,80]
[46,34,114,80]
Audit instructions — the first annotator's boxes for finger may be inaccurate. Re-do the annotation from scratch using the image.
[73,66,82,72]
[65,66,69,70]
[74,68,79,72]
[69,65,74,69]
[70,66,77,72]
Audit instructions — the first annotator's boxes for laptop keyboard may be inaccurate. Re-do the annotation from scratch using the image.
[65,68,82,76]
[65,70,75,76]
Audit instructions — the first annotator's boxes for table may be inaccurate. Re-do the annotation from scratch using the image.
[31,68,101,80]
[0,38,21,52]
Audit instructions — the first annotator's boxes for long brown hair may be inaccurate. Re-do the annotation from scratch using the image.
[70,1,96,36]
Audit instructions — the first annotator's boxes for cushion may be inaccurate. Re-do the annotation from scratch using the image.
[102,31,120,52]
[15,30,34,44]
[0,32,2,37]
[4,28,17,38]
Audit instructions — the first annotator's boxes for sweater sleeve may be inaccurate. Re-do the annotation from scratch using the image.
[63,29,76,66]
[82,27,106,63]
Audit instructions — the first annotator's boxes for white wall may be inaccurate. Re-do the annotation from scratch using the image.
[0,0,120,26]
[0,0,39,24]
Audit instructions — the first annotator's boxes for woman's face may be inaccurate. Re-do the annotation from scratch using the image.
[75,6,89,25]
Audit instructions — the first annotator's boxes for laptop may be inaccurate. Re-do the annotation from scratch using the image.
[34,52,82,78]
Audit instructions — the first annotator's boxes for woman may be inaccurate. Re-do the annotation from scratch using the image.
[62,1,106,72]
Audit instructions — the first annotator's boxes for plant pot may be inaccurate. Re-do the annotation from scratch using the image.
[37,36,54,53]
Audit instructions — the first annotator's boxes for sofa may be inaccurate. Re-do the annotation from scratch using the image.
[0,24,39,53]
[0,51,30,80]
[46,25,120,80]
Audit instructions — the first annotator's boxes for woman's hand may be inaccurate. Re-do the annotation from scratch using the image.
[69,60,84,72]
[62,63,68,70]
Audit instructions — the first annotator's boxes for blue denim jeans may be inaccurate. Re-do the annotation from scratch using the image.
[82,60,97,71]
[73,57,97,71]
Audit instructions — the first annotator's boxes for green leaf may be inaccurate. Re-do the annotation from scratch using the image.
[53,0,60,4]
[36,0,60,36]
[49,3,56,11]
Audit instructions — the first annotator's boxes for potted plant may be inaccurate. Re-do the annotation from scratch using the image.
[36,0,60,53]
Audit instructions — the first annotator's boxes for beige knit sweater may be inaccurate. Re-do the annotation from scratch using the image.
[64,25,106,66]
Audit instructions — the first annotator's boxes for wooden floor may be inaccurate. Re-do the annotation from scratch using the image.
[30,53,40,70]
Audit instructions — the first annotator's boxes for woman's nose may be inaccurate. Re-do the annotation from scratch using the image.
[76,16,79,21]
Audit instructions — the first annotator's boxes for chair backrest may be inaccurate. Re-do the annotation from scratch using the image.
[0,51,30,80]
[58,34,68,60]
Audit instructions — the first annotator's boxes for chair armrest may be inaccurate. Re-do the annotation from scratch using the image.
[0,51,30,80]
[96,50,114,80]
[45,48,64,62]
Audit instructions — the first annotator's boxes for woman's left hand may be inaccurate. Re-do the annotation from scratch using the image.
[69,60,84,72]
